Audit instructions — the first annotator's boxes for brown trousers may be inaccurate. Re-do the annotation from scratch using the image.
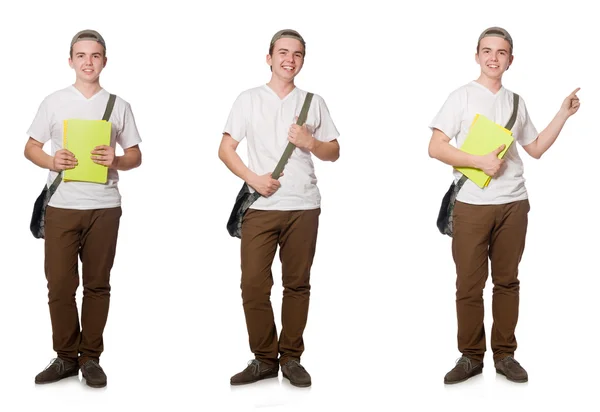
[452,199,529,363]
[240,208,320,366]
[44,206,122,366]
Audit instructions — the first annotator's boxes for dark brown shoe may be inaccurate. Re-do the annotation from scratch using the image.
[81,360,107,388]
[444,356,483,384]
[495,356,528,383]
[35,358,79,384]
[230,360,279,385]
[281,359,311,388]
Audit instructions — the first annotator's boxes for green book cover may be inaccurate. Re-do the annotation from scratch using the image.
[456,114,515,188]
[63,119,112,184]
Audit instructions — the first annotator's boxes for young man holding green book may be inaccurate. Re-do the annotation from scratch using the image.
[219,29,340,388]
[24,29,142,388]
[428,27,580,384]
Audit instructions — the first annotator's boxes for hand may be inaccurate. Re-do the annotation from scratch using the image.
[249,172,283,197]
[288,117,315,150]
[91,145,116,168]
[475,144,506,177]
[52,149,77,171]
[560,87,581,117]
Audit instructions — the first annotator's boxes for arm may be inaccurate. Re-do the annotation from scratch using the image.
[113,145,142,171]
[428,128,506,177]
[288,125,340,162]
[91,144,142,171]
[306,138,340,162]
[218,133,281,197]
[522,88,581,159]
[24,137,76,172]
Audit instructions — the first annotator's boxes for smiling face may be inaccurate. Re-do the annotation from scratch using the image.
[475,36,513,80]
[68,40,107,84]
[266,37,305,82]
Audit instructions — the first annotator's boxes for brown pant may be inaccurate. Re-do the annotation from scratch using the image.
[240,208,320,366]
[44,206,122,366]
[452,200,529,363]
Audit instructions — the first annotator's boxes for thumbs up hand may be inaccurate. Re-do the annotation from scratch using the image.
[475,144,506,177]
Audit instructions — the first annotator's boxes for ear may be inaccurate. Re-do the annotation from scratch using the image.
[475,52,480,65]
[266,53,272,67]
[68,57,74,69]
[103,57,108,68]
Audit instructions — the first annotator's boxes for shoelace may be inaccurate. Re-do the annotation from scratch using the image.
[44,358,65,374]
[455,356,473,371]
[83,360,102,371]
[247,359,261,375]
[286,360,306,372]
[499,356,520,368]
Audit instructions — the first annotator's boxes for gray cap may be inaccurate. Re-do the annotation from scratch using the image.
[270,29,305,51]
[70,29,106,52]
[477,27,513,52]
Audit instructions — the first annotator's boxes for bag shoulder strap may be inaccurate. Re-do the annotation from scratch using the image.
[102,94,117,121]
[271,92,314,179]
[504,92,519,131]
[455,92,520,189]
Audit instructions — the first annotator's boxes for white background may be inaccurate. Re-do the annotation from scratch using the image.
[1,0,598,411]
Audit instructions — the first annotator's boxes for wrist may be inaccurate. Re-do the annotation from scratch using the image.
[308,136,318,152]
[244,171,258,186]
[111,156,120,170]
[557,109,570,122]
[469,153,481,169]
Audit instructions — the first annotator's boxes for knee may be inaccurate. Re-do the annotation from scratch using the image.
[241,278,272,303]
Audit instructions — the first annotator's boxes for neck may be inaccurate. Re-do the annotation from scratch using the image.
[73,80,102,99]
[475,74,502,94]
[266,76,295,99]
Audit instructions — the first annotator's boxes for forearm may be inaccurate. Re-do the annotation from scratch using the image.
[112,149,142,171]
[24,143,54,171]
[528,111,570,159]
[309,138,339,162]
[219,146,257,184]
[429,140,479,168]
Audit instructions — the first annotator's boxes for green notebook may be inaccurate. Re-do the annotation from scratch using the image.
[63,119,112,184]
[456,114,514,188]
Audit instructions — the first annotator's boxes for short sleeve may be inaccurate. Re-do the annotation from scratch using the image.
[429,89,464,140]
[116,102,142,149]
[514,97,538,147]
[312,95,340,143]
[223,93,247,142]
[27,99,51,143]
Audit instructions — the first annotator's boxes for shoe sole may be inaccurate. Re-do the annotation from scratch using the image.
[496,369,528,383]
[83,378,107,388]
[282,372,311,388]
[35,369,79,384]
[230,372,279,386]
[443,367,483,385]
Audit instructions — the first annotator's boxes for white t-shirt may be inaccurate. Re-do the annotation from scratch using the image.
[27,86,142,210]
[430,81,538,205]
[224,85,339,211]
